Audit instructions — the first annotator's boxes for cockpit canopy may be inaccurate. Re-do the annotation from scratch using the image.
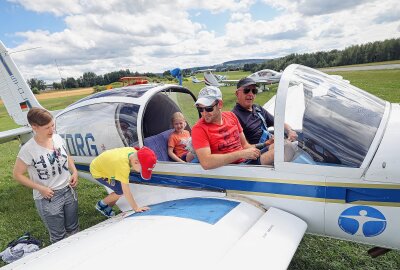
[281,65,385,167]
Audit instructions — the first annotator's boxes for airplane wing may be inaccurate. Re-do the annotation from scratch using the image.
[3,196,307,270]
[0,126,32,144]
[220,79,239,86]
[191,76,204,83]
[256,79,274,84]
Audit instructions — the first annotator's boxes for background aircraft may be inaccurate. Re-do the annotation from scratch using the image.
[198,68,282,91]
[119,76,149,86]
[196,68,238,87]
[191,75,204,83]
[247,69,282,84]
[1,40,399,268]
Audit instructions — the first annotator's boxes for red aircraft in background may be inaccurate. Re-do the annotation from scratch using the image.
[119,76,149,86]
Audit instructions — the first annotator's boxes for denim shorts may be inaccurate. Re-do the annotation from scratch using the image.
[96,178,123,195]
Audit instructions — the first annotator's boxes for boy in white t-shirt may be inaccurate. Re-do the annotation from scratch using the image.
[13,108,79,243]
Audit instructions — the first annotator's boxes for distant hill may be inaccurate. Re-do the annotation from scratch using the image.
[221,59,268,66]
[186,58,269,74]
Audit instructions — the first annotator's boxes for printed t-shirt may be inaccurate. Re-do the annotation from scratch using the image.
[17,134,70,200]
[168,130,190,158]
[192,111,244,163]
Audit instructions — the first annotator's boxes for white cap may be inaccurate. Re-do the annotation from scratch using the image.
[195,86,222,106]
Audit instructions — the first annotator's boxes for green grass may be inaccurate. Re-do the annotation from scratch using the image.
[321,59,400,68]
[0,140,106,248]
[1,70,400,268]
[326,69,400,103]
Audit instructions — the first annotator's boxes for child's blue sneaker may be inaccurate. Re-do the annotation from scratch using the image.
[95,201,115,218]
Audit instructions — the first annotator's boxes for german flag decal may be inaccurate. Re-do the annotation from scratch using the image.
[19,101,31,111]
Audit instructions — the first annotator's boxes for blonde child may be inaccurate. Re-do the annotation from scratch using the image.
[168,112,194,162]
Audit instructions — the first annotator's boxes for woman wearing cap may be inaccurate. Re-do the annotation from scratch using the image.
[90,147,157,217]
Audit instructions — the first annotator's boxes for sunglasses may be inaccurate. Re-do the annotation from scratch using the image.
[196,102,217,113]
[242,87,258,94]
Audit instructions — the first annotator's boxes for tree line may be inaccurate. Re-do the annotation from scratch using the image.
[28,69,159,91]
[61,69,159,89]
[244,38,400,72]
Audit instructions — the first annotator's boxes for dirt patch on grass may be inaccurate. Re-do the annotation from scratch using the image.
[35,88,94,100]
[0,88,94,105]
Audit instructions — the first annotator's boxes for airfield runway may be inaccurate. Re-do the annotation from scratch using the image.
[320,63,400,72]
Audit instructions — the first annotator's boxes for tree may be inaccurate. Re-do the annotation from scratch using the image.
[64,77,78,89]
[82,72,97,87]
[52,82,62,89]
[27,78,46,91]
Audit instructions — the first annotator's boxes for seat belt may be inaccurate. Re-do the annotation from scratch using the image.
[255,106,270,143]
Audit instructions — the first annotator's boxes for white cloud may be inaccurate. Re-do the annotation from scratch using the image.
[4,0,400,82]
[9,0,83,16]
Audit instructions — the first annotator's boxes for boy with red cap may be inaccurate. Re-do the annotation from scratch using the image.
[90,147,157,217]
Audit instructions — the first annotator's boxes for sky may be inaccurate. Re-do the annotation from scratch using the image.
[1,0,399,83]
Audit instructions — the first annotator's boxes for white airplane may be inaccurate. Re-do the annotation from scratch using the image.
[1,40,400,269]
[198,68,282,90]
[196,68,237,87]
[190,75,204,83]
[247,69,282,84]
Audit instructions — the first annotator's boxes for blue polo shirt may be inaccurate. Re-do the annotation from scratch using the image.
[232,103,274,144]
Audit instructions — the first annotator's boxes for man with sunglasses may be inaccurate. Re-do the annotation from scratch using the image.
[191,86,262,170]
[232,77,298,165]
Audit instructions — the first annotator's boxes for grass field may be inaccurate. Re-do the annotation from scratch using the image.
[321,59,400,68]
[0,68,400,268]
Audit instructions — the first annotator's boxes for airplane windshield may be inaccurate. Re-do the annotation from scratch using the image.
[116,103,139,147]
[285,65,385,167]
[71,84,156,105]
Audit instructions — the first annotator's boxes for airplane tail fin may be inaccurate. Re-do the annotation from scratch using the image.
[0,41,43,126]
[203,71,222,87]
[170,68,182,85]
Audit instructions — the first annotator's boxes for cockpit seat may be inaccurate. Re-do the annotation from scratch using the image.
[144,129,174,162]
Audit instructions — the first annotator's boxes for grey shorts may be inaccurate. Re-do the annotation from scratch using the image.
[35,186,79,243]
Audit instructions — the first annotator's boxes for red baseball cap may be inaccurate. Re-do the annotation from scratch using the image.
[136,147,157,180]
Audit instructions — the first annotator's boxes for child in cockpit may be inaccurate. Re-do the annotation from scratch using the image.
[168,112,195,162]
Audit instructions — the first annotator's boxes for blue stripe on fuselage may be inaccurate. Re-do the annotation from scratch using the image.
[75,163,400,205]
[0,54,13,76]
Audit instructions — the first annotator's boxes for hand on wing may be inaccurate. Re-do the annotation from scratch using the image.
[134,206,150,213]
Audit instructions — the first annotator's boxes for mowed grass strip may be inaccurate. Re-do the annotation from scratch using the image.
[0,69,399,268]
